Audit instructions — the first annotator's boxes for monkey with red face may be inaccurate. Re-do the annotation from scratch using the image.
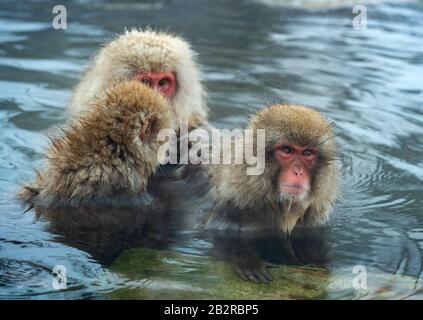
[17,29,339,284]
[207,103,340,283]
[68,29,207,131]
[209,103,340,232]
[17,30,211,264]
[20,29,209,208]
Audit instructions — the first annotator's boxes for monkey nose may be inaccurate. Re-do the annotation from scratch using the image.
[293,167,303,176]
[133,71,177,99]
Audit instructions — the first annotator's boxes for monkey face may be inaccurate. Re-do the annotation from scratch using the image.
[274,143,319,200]
[133,71,177,99]
[68,29,208,130]
[209,104,339,234]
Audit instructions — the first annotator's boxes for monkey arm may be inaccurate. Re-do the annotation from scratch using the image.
[212,232,276,284]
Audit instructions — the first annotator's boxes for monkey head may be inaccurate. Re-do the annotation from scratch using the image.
[83,80,173,164]
[251,104,338,202]
[20,81,172,208]
[69,29,207,130]
[210,104,340,233]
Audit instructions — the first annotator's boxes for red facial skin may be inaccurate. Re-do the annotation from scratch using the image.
[133,71,177,99]
[274,144,319,197]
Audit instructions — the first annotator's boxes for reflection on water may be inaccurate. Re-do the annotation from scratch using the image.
[0,0,422,299]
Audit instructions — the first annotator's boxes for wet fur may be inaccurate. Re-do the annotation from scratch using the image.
[19,81,172,208]
[208,104,341,233]
[68,29,208,130]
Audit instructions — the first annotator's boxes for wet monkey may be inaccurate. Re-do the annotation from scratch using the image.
[20,29,209,206]
[207,104,340,282]
[69,29,208,130]
[17,29,210,263]
[17,30,340,284]
[20,81,171,207]
[209,104,340,232]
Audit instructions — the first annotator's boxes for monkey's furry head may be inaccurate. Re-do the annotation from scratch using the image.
[50,81,172,179]
[69,29,207,130]
[19,81,172,207]
[250,104,336,154]
[71,81,171,161]
[210,104,340,233]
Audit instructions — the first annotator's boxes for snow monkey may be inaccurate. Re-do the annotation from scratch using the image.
[68,29,208,130]
[207,104,340,282]
[20,81,172,208]
[20,29,209,208]
[209,103,340,232]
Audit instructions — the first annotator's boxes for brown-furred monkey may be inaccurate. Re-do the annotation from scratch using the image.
[206,103,340,283]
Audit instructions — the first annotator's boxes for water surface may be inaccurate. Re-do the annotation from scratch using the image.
[0,0,422,299]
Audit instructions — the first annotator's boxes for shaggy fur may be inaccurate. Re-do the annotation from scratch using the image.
[68,29,207,130]
[209,104,340,234]
[20,81,172,208]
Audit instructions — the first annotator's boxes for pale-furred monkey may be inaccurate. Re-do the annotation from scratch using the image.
[20,29,209,206]
[18,30,209,261]
[207,104,341,283]
[68,29,208,131]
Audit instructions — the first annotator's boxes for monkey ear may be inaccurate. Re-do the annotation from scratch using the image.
[139,112,162,141]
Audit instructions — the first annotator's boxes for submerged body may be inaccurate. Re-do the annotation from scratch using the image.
[18,101,339,284]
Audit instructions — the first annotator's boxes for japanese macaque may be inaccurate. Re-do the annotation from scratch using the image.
[209,103,340,232]
[17,30,209,265]
[20,81,172,208]
[207,104,340,282]
[68,29,208,130]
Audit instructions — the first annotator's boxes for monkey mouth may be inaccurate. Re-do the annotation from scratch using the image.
[280,183,308,197]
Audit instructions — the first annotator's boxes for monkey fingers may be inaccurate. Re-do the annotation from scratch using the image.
[235,267,269,284]
[233,259,277,284]
[139,112,160,141]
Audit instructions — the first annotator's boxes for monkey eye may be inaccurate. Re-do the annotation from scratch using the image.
[302,150,314,157]
[281,146,292,154]
[158,78,170,87]
[141,78,151,85]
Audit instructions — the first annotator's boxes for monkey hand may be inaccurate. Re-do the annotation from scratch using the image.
[100,80,173,143]
[213,234,281,284]
[232,252,280,284]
